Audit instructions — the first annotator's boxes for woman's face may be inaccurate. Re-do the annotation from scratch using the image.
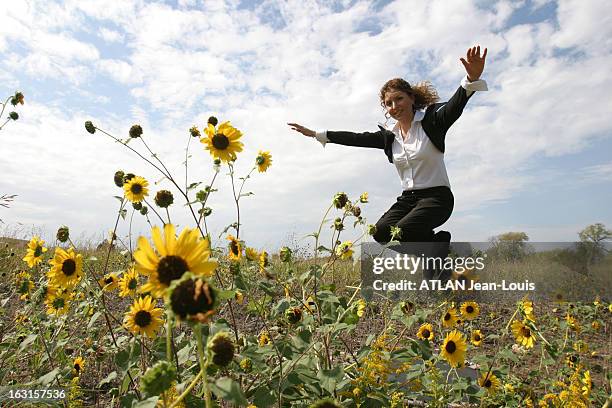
[383,89,415,121]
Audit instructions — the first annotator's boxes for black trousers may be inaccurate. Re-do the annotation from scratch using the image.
[373,186,454,279]
[373,186,454,243]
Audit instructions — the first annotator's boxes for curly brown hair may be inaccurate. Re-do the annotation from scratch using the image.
[379,78,440,115]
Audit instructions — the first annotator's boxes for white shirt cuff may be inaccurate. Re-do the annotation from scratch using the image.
[315,130,329,147]
[461,76,488,95]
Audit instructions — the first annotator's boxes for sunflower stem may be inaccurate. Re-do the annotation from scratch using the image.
[195,325,212,406]
[166,312,172,363]
[143,198,166,226]
[168,368,204,408]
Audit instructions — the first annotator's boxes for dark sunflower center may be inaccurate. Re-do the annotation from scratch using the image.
[484,379,492,388]
[422,329,430,338]
[522,327,531,337]
[134,310,152,327]
[474,334,481,341]
[212,134,230,150]
[62,259,76,276]
[445,340,456,353]
[53,298,65,309]
[157,255,189,286]
[128,278,138,290]
[34,246,43,257]
[570,356,577,363]
[444,313,451,321]
[74,363,81,372]
[131,183,143,194]
[105,277,114,284]
[466,306,474,313]
[230,241,239,255]
[256,156,265,165]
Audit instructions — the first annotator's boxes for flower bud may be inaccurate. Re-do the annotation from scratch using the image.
[154,190,174,208]
[333,218,344,231]
[367,224,377,236]
[239,358,252,372]
[84,121,96,134]
[359,192,369,203]
[11,92,24,106]
[195,190,208,202]
[170,277,216,321]
[56,226,70,243]
[352,206,361,217]
[9,111,18,120]
[132,201,142,210]
[139,206,148,215]
[208,116,218,126]
[280,246,292,263]
[114,171,125,187]
[333,192,348,209]
[189,126,200,137]
[285,307,302,324]
[129,124,143,139]
[199,207,212,217]
[208,332,235,367]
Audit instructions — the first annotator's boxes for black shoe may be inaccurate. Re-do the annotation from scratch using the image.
[433,230,451,243]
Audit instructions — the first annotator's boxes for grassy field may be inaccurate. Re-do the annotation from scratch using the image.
[1,234,610,407]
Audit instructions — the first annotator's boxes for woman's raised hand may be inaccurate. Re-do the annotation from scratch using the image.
[287,123,315,138]
[460,45,487,82]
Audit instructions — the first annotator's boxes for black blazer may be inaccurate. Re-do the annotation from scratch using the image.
[326,86,474,163]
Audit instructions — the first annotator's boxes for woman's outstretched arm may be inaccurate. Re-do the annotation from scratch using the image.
[288,122,386,149]
[425,45,488,141]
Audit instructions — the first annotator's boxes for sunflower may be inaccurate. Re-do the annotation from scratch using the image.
[355,299,366,317]
[416,323,434,341]
[16,271,34,300]
[255,151,272,172]
[119,267,140,297]
[565,314,581,332]
[581,370,591,397]
[471,330,484,346]
[565,354,579,368]
[124,295,163,338]
[520,298,536,322]
[73,356,85,376]
[124,175,149,203]
[478,372,501,394]
[442,308,459,328]
[45,289,72,316]
[259,251,269,271]
[201,121,243,162]
[258,331,271,346]
[460,301,480,320]
[48,247,83,288]
[227,235,242,261]
[336,241,354,260]
[440,330,467,368]
[23,236,48,268]
[134,224,217,298]
[98,273,119,291]
[245,247,258,261]
[511,320,536,349]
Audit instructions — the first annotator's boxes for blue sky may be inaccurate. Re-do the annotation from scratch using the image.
[1,0,611,251]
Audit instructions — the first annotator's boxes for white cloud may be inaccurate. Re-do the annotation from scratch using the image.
[1,0,611,248]
[98,27,124,43]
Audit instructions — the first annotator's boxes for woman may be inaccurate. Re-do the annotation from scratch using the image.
[288,45,488,278]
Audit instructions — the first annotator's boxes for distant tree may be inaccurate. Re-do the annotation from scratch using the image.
[577,223,611,266]
[488,232,531,261]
